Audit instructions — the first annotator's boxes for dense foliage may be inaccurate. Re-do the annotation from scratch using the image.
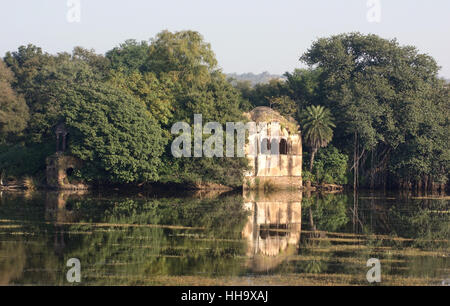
[0,60,29,140]
[238,33,449,190]
[303,146,348,185]
[0,31,448,190]
[0,31,247,187]
[62,83,167,183]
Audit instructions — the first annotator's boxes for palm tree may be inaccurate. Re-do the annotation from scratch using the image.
[300,105,335,172]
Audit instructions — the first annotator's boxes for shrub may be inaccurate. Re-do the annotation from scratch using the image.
[313,146,348,185]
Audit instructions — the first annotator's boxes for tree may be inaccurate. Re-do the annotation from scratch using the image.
[301,33,448,190]
[236,78,287,108]
[0,59,29,141]
[108,70,176,126]
[157,69,248,188]
[63,82,167,183]
[284,68,323,111]
[3,44,52,92]
[2,44,168,185]
[3,45,104,143]
[72,47,110,77]
[269,95,297,118]
[300,105,335,171]
[125,31,249,187]
[312,146,348,185]
[105,39,149,74]
[143,30,217,84]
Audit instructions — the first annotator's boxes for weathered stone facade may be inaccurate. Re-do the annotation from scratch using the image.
[46,153,87,190]
[243,107,302,190]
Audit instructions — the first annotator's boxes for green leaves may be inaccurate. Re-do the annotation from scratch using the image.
[145,30,218,82]
[0,30,250,186]
[63,82,167,183]
[313,146,348,185]
[269,95,297,118]
[0,59,29,141]
[106,39,149,74]
[108,70,175,126]
[301,33,449,187]
[301,105,335,149]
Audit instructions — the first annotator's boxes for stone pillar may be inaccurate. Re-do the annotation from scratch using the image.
[56,133,60,152]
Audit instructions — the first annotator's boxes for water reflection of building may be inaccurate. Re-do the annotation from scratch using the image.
[242,191,302,272]
[45,191,85,255]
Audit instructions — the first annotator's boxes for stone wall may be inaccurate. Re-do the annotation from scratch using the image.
[45,153,88,190]
[244,176,302,190]
[243,107,303,190]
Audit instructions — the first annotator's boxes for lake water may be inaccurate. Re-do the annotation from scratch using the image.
[0,189,448,286]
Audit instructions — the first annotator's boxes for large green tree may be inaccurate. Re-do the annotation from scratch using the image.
[63,82,167,183]
[3,45,103,143]
[105,39,149,74]
[108,70,176,126]
[301,32,449,189]
[0,59,29,141]
[2,45,167,184]
[106,31,248,187]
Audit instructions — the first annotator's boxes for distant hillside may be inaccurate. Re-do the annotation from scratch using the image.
[226,72,286,86]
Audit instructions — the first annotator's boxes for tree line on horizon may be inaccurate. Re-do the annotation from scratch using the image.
[0,30,448,191]
[226,72,286,87]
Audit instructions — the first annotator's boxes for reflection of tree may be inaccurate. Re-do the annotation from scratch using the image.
[355,194,449,281]
[298,193,350,275]
[0,191,251,284]
[302,193,349,233]
[69,194,248,239]
[0,241,26,285]
[56,193,249,283]
[1,190,447,284]
[387,197,449,249]
[352,193,449,246]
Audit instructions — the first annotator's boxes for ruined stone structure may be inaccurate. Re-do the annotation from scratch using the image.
[46,123,87,190]
[243,107,302,190]
[242,191,302,271]
[46,153,87,190]
[55,122,68,153]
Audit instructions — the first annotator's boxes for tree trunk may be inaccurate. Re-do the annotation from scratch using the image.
[353,188,358,233]
[309,206,316,231]
[309,147,317,172]
[424,175,429,193]
[353,131,358,191]
[370,149,375,190]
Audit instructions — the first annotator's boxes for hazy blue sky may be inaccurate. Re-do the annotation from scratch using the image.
[1,0,449,77]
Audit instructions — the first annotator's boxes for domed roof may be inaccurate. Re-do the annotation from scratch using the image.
[245,107,299,133]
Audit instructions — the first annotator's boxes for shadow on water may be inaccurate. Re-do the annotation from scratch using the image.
[0,189,448,285]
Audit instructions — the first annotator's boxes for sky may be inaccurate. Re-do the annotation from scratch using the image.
[1,0,449,78]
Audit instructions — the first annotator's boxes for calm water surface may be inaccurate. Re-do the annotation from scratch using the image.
[0,189,448,285]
